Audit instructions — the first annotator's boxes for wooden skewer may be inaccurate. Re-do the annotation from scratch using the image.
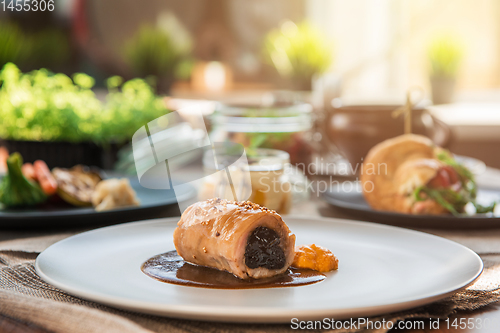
[392,87,425,134]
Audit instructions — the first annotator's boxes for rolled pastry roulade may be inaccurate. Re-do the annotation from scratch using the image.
[173,198,296,279]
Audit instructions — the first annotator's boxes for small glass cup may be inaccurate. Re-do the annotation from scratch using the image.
[199,148,308,214]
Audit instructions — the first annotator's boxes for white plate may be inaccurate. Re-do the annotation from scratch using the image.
[36,217,482,323]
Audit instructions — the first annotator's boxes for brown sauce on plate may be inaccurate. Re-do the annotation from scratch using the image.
[141,251,326,289]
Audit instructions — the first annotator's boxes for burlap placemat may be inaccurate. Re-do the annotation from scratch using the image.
[0,231,499,333]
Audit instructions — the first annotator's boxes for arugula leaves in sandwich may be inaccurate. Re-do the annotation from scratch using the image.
[412,151,495,215]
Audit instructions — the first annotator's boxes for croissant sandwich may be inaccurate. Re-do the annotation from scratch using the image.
[174,198,296,279]
[360,134,493,215]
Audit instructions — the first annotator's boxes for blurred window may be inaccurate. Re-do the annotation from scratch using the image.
[307,0,500,101]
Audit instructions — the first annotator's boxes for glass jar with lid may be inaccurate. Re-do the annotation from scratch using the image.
[199,147,308,214]
[209,100,314,169]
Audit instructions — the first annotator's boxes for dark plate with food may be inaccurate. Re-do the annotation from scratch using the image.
[323,134,499,229]
[35,200,482,322]
[0,153,195,229]
[323,183,500,229]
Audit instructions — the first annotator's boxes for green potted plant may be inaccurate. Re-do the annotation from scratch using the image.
[0,63,169,168]
[263,20,333,91]
[428,35,463,105]
[124,16,193,94]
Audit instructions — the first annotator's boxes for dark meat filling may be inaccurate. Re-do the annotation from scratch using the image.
[244,227,286,270]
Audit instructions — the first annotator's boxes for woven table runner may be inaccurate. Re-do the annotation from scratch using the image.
[0,229,499,333]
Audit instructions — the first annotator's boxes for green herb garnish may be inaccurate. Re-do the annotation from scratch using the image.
[436,150,477,197]
[412,150,496,215]
[413,186,469,216]
[0,153,47,207]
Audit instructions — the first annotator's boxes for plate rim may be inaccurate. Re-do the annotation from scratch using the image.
[35,216,484,323]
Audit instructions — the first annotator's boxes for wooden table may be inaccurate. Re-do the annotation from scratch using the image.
[395,304,500,332]
[1,171,499,332]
